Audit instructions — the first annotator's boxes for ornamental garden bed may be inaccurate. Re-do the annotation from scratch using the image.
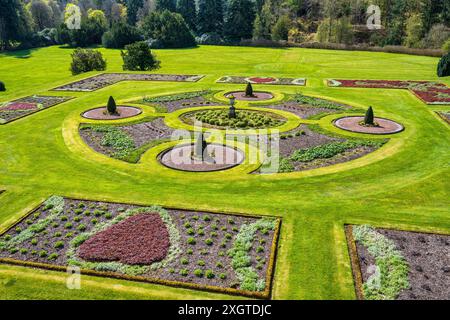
[0,95,73,124]
[180,109,287,130]
[257,94,358,120]
[346,225,450,300]
[328,79,450,105]
[217,76,306,86]
[79,117,174,163]
[82,106,142,120]
[256,124,386,173]
[0,197,281,298]
[436,111,450,124]
[334,116,404,135]
[225,91,274,101]
[53,73,205,92]
[135,90,225,113]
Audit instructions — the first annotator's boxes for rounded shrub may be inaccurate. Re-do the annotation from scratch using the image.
[437,52,450,77]
[0,81,6,91]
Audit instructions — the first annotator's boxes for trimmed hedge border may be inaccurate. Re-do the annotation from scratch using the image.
[344,225,365,300]
[0,196,282,299]
[436,112,450,125]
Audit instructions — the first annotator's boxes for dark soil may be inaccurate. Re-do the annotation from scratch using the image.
[0,95,72,123]
[356,228,450,300]
[80,118,174,159]
[0,198,278,293]
[53,73,204,92]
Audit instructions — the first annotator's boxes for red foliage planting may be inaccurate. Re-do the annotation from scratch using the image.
[330,79,450,104]
[78,214,170,265]
[248,77,277,83]
[1,102,37,111]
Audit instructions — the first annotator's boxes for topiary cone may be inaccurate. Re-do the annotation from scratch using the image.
[107,96,117,115]
[364,106,374,125]
[0,81,5,92]
[194,132,207,160]
[245,82,254,97]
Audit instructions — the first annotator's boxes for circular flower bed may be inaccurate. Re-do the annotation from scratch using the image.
[78,213,170,265]
[225,91,274,101]
[182,109,285,129]
[159,144,244,172]
[334,116,404,135]
[246,77,278,84]
[82,106,142,120]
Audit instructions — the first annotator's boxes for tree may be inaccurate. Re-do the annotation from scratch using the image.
[224,0,255,42]
[197,0,224,35]
[107,96,117,115]
[27,0,54,31]
[125,0,144,25]
[272,15,290,41]
[121,41,160,71]
[194,132,207,160]
[70,48,107,75]
[176,0,196,31]
[111,3,128,23]
[102,22,141,48]
[245,83,254,97]
[437,52,450,77]
[364,106,374,126]
[404,14,423,48]
[156,0,176,12]
[252,0,274,40]
[140,10,196,48]
[0,81,5,91]
[0,0,33,50]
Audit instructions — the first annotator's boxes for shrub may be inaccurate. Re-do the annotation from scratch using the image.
[364,106,375,125]
[19,248,28,254]
[245,83,254,97]
[70,48,107,75]
[180,269,188,276]
[422,24,450,49]
[102,22,142,49]
[197,260,205,266]
[184,222,191,228]
[31,238,38,245]
[187,228,195,235]
[205,270,215,279]
[77,224,86,231]
[205,238,213,246]
[187,237,196,245]
[194,269,204,277]
[54,241,64,249]
[39,250,48,257]
[60,216,68,221]
[48,253,58,261]
[216,262,223,268]
[443,39,450,53]
[64,222,73,229]
[54,232,62,237]
[121,41,160,71]
[105,213,112,219]
[203,215,211,222]
[180,257,189,265]
[74,216,81,222]
[219,273,227,280]
[437,53,450,77]
[0,81,5,91]
[186,248,193,255]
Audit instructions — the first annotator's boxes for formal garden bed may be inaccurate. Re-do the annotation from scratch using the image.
[256,124,386,173]
[82,106,142,120]
[257,93,358,120]
[180,109,287,130]
[334,116,404,134]
[217,76,306,86]
[328,79,450,105]
[0,95,73,124]
[0,196,281,298]
[53,73,205,92]
[436,111,450,124]
[346,225,450,300]
[135,90,225,113]
[225,91,274,101]
[79,117,174,163]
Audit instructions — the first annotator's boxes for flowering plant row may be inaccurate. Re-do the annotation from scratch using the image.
[218,76,306,86]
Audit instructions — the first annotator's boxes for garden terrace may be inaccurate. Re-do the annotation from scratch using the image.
[136,91,225,113]
[0,95,73,124]
[346,225,450,300]
[79,117,174,163]
[258,94,358,120]
[217,76,306,86]
[257,125,386,173]
[328,79,450,105]
[181,109,287,130]
[0,197,280,298]
[53,73,205,92]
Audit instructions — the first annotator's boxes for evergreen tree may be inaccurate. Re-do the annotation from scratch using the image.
[197,0,224,35]
[0,0,33,50]
[437,52,450,77]
[125,0,144,25]
[107,96,117,115]
[176,0,197,31]
[224,0,255,42]
[272,15,291,41]
[364,106,374,126]
[252,0,274,40]
[245,82,254,97]
[156,0,176,12]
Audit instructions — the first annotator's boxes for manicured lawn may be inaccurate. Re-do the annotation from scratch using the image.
[0,45,449,300]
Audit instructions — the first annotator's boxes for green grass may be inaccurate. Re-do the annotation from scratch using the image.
[0,45,449,300]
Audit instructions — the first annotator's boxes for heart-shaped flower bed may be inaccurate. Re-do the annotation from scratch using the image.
[247,77,277,84]
[78,213,170,265]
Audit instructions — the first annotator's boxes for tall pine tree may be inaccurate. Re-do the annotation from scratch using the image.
[176,0,197,31]
[224,0,255,42]
[125,0,144,25]
[156,0,176,12]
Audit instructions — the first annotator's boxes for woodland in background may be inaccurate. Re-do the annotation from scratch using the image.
[0,0,449,53]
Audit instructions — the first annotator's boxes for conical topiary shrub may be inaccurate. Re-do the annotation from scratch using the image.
[194,132,207,160]
[107,96,117,115]
[245,82,254,97]
[437,52,450,77]
[364,106,374,125]
[0,81,5,92]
